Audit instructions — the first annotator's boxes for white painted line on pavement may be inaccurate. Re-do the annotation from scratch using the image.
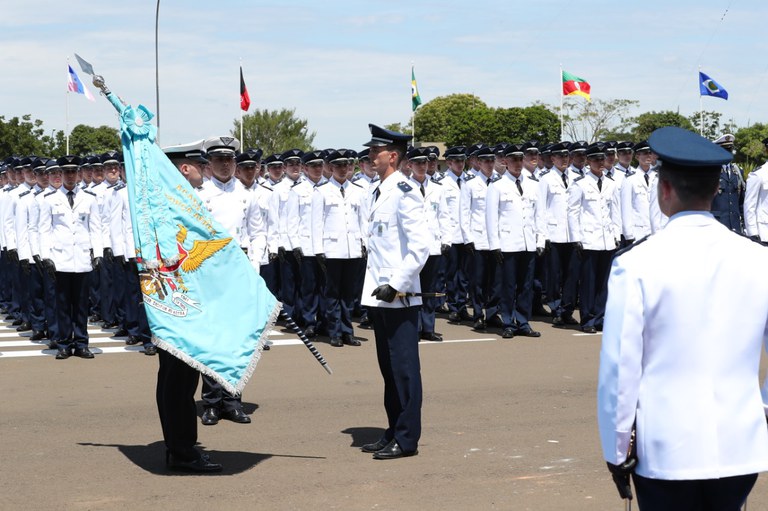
[572,332,602,337]
[0,346,145,358]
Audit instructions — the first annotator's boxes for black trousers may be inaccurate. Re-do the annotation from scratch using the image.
[55,271,90,350]
[201,375,242,413]
[546,242,579,317]
[369,306,422,453]
[156,349,200,461]
[632,472,757,511]
[324,258,360,338]
[418,254,443,334]
[498,251,536,330]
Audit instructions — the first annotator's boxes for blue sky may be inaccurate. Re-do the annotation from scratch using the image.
[1,0,765,150]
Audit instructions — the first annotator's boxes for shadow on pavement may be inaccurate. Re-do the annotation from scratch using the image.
[341,427,386,448]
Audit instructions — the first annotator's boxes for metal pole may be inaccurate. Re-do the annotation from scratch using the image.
[66,58,70,155]
[240,58,244,144]
[155,0,161,144]
[559,64,564,140]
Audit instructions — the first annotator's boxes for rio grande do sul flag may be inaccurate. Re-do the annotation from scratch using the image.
[562,70,591,101]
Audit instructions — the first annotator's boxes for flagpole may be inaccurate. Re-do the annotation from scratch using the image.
[559,64,564,140]
[66,58,70,154]
[698,65,703,135]
[155,0,161,144]
[240,58,244,144]
[411,62,416,143]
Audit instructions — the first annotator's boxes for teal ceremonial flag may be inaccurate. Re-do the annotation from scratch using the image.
[105,92,280,395]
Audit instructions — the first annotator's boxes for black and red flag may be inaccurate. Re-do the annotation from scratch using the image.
[240,66,251,111]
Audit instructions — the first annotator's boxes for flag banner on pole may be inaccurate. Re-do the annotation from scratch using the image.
[104,93,280,395]
[67,65,95,101]
[240,66,251,112]
[699,71,728,100]
[562,70,591,101]
[411,66,422,112]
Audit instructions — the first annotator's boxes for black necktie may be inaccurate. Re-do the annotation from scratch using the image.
[67,190,74,208]
[516,178,523,196]
[644,173,649,186]
[457,178,462,189]
[598,177,603,192]
[562,173,568,189]
[419,184,425,197]
[373,188,380,203]
[340,185,345,198]
[486,178,491,186]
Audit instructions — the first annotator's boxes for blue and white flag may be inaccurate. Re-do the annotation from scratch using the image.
[699,71,728,100]
[106,93,280,395]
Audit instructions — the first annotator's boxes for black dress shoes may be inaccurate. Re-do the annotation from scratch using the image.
[361,438,391,453]
[487,315,504,328]
[112,328,129,337]
[330,337,343,347]
[419,332,443,342]
[29,330,46,341]
[55,349,70,360]
[359,315,372,329]
[304,325,316,338]
[88,314,102,324]
[502,327,515,339]
[517,328,541,338]
[11,319,23,326]
[73,347,95,359]
[342,333,361,346]
[472,318,486,331]
[166,451,222,473]
[15,321,30,331]
[144,345,157,356]
[447,312,461,323]
[581,325,598,334]
[101,322,118,329]
[125,336,141,345]
[221,409,251,424]
[201,408,220,426]
[372,439,418,460]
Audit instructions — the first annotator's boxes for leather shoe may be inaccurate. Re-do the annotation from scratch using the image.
[10,319,22,326]
[420,331,443,342]
[144,345,157,356]
[201,408,220,426]
[562,314,579,325]
[552,316,566,327]
[73,347,94,359]
[330,337,343,347]
[581,326,597,334]
[12,320,26,329]
[532,304,550,317]
[359,315,372,329]
[304,325,316,338]
[221,409,251,424]
[47,340,59,350]
[101,322,118,329]
[55,349,70,360]
[125,336,141,346]
[372,439,418,460]
[88,314,102,323]
[487,315,504,328]
[166,451,222,473]
[517,328,541,338]
[472,318,486,331]
[361,438,391,453]
[112,328,129,337]
[502,327,515,339]
[30,330,46,341]
[447,312,461,323]
[342,333,361,346]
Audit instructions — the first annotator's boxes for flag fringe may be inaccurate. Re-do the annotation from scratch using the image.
[152,299,282,396]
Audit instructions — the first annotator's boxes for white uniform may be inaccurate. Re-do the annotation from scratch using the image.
[539,168,573,243]
[620,168,657,241]
[648,181,669,233]
[106,183,130,260]
[744,162,768,241]
[286,179,320,256]
[409,176,451,256]
[361,174,429,309]
[272,176,302,251]
[438,172,463,245]
[14,184,40,263]
[244,181,278,267]
[38,187,103,273]
[598,211,768,479]
[459,173,497,249]
[90,181,112,251]
[198,176,265,257]
[311,177,368,259]
[2,182,32,253]
[486,173,545,252]
[567,172,621,251]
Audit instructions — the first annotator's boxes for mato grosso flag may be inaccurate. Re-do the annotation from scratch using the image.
[105,92,279,395]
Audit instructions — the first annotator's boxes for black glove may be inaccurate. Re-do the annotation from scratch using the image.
[103,247,114,262]
[625,238,635,247]
[361,244,367,259]
[277,247,286,263]
[42,258,56,281]
[440,244,450,255]
[493,249,503,264]
[7,248,18,265]
[536,246,545,257]
[574,241,583,256]
[20,259,31,275]
[293,247,303,262]
[268,252,278,262]
[33,254,42,265]
[315,253,327,274]
[127,257,138,272]
[606,459,637,501]
[371,284,398,303]
[92,256,103,271]
[465,242,475,256]
[751,235,761,242]
[544,239,551,255]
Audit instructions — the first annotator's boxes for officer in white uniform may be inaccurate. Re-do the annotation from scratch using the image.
[359,124,429,460]
[598,127,768,510]
[311,149,368,347]
[486,143,545,339]
[743,137,768,244]
[620,140,656,244]
[567,143,621,333]
[13,157,41,334]
[406,146,450,342]
[350,149,378,327]
[440,146,470,324]
[34,160,60,345]
[197,136,264,426]
[39,155,103,359]
[567,141,588,178]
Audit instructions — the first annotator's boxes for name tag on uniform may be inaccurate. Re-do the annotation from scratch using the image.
[80,213,87,221]
[373,220,386,236]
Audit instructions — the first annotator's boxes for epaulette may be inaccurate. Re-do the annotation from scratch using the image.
[114,183,126,191]
[528,175,539,182]
[625,169,635,177]
[463,173,476,181]
[83,189,97,197]
[491,175,502,183]
[429,176,443,185]
[18,190,31,198]
[613,234,650,259]
[106,183,117,189]
[397,181,413,193]
[44,190,56,197]
[314,181,328,188]
[538,169,550,177]
[573,175,585,182]
[259,183,273,191]
[34,189,44,196]
[431,173,445,183]
[351,173,362,182]
[371,176,380,182]
[351,182,363,188]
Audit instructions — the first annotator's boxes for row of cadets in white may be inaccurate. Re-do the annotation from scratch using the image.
[311,177,368,259]
[486,171,545,252]
[38,186,103,273]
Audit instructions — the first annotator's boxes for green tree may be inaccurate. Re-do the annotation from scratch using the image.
[558,98,638,142]
[233,108,315,154]
[493,105,560,143]
[68,124,120,155]
[687,110,737,141]
[413,94,489,146]
[0,114,48,156]
[630,111,694,141]
[734,123,768,169]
